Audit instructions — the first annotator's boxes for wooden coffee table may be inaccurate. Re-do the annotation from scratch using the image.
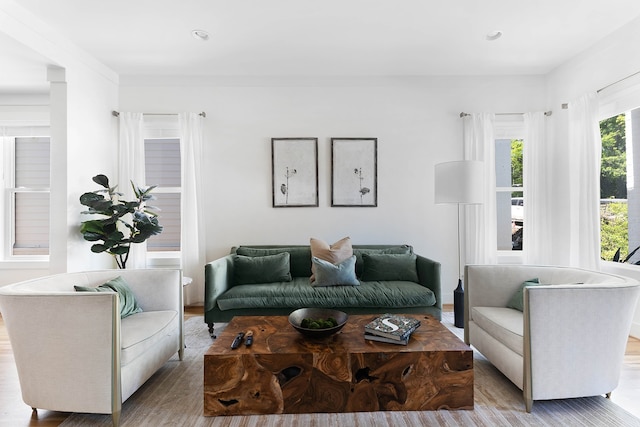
[203,314,473,416]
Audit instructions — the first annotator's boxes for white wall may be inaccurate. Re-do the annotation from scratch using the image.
[546,14,640,337]
[120,75,547,304]
[0,3,119,285]
[63,63,119,274]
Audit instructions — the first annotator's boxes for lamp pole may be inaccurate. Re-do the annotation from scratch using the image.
[434,160,484,329]
[454,204,465,328]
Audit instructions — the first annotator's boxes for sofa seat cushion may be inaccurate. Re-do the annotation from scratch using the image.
[216,277,436,311]
[471,306,524,356]
[120,310,178,366]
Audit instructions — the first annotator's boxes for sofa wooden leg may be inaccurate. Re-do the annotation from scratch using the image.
[112,409,121,427]
[208,323,216,339]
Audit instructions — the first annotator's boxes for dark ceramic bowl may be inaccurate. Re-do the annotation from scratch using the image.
[288,308,348,338]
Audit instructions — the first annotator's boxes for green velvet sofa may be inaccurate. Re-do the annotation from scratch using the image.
[204,244,441,337]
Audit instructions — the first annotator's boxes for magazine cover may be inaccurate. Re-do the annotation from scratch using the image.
[364,313,420,340]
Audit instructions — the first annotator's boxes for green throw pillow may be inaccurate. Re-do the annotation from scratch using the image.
[74,276,143,318]
[311,255,359,287]
[353,246,412,276]
[506,278,541,312]
[235,246,311,277]
[361,253,419,282]
[233,252,292,285]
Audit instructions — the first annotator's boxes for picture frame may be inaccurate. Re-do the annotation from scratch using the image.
[271,137,319,207]
[331,138,378,207]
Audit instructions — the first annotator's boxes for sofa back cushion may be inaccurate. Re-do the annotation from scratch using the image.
[235,246,312,277]
[233,252,293,285]
[352,245,413,277]
[361,253,419,282]
[233,244,414,279]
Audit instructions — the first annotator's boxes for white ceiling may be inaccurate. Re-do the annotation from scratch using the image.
[3,0,640,90]
[0,31,51,93]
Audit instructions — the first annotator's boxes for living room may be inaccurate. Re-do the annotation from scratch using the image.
[2,1,640,425]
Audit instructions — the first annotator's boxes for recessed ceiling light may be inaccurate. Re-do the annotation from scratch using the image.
[191,30,210,41]
[486,30,503,41]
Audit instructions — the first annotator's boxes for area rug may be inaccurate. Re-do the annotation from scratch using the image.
[60,314,640,427]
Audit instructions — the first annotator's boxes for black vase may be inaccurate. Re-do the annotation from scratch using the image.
[454,279,464,328]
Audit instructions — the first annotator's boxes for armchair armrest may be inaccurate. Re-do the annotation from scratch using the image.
[0,292,120,414]
[204,255,234,314]
[524,283,640,401]
[416,254,442,311]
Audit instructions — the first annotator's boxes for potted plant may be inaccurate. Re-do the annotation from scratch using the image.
[79,174,163,269]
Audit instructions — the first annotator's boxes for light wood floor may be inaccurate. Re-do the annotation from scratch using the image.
[1,306,639,425]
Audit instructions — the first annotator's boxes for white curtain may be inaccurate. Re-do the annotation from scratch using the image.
[179,113,206,305]
[567,93,602,269]
[463,113,497,265]
[523,112,551,264]
[118,112,147,269]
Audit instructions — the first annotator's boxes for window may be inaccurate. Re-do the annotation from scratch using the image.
[599,107,640,262]
[2,136,50,257]
[144,137,181,252]
[496,138,524,251]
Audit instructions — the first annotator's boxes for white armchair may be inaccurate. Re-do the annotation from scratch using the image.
[464,264,640,412]
[0,269,184,426]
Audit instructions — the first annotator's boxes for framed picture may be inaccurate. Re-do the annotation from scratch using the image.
[331,138,378,207]
[271,138,318,207]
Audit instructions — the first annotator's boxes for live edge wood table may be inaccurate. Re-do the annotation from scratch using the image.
[203,314,473,416]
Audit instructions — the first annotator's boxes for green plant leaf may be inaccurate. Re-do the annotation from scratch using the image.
[82,232,104,242]
[79,192,104,206]
[92,174,110,188]
[91,244,108,253]
[111,246,129,255]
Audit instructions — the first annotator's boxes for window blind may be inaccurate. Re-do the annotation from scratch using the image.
[144,138,181,252]
[13,136,50,255]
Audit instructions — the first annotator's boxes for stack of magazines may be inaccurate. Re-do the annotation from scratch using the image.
[364,313,421,345]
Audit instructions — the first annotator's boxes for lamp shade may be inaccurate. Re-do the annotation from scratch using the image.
[434,160,484,204]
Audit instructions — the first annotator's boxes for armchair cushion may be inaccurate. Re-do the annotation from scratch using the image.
[471,306,524,356]
[74,276,142,318]
[120,310,178,366]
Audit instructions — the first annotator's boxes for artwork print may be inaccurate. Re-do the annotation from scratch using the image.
[272,138,318,207]
[331,138,378,207]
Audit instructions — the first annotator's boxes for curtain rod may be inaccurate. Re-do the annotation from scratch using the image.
[459,111,552,118]
[111,110,206,118]
[561,69,640,109]
[597,70,640,93]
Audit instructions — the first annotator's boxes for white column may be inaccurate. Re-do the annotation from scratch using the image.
[47,65,67,274]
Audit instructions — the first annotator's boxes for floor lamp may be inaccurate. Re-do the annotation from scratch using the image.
[434,160,484,328]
